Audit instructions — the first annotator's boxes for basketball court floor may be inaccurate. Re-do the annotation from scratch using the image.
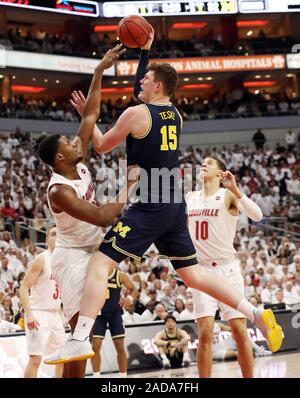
[99,351,300,378]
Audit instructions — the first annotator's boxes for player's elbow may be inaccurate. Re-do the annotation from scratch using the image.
[251,209,263,222]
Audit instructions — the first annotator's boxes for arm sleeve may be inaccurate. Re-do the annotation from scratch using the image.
[134,50,149,99]
[237,194,263,222]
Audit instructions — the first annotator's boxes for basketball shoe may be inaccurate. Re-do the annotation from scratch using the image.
[44,336,94,365]
[254,308,283,352]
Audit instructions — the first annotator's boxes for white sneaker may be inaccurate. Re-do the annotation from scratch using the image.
[254,347,272,357]
[44,337,94,365]
[182,355,191,367]
[161,357,171,369]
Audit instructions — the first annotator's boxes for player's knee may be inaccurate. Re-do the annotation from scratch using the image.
[231,327,248,344]
[198,328,213,346]
[30,356,42,368]
[92,339,102,352]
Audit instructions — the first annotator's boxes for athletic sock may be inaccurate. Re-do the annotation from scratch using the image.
[237,298,255,323]
[119,372,127,378]
[72,316,95,341]
[93,372,101,378]
[183,352,190,360]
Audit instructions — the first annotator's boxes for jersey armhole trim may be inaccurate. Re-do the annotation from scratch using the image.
[131,104,152,140]
[175,107,183,130]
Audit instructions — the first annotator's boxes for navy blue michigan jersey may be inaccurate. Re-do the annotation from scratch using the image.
[127,103,183,204]
[99,101,197,270]
[126,103,182,170]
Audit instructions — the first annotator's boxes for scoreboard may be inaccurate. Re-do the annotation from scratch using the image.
[238,0,300,13]
[102,1,238,17]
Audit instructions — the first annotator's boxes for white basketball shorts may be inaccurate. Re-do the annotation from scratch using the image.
[192,258,246,321]
[51,247,95,322]
[25,310,66,356]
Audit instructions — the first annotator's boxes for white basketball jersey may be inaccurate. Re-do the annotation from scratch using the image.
[30,250,61,311]
[186,188,237,263]
[47,162,101,249]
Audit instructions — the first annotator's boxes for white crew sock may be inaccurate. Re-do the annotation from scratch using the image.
[119,372,127,378]
[183,352,190,360]
[237,298,255,323]
[93,372,101,378]
[72,316,95,341]
[161,354,167,360]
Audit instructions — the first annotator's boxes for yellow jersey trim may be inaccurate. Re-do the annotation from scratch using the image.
[112,334,126,339]
[102,237,142,261]
[159,253,197,261]
[131,104,152,140]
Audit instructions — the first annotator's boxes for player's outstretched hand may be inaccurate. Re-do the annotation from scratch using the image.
[70,90,86,117]
[141,24,155,50]
[99,44,126,70]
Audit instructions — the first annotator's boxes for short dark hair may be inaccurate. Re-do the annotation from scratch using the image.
[164,315,176,324]
[147,63,178,97]
[208,156,227,172]
[38,134,61,167]
[46,223,56,237]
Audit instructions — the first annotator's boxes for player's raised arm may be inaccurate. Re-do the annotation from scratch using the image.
[133,24,154,100]
[70,90,139,154]
[223,171,263,222]
[73,44,125,158]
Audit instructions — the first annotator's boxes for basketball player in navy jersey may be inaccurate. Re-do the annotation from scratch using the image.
[92,269,137,378]
[47,31,282,364]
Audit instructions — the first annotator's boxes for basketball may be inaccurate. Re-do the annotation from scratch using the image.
[117,15,151,48]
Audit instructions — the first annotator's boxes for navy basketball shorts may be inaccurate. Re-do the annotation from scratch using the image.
[99,201,197,270]
[92,311,125,339]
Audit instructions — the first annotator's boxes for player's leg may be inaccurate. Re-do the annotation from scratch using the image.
[113,338,127,376]
[91,337,103,377]
[158,346,171,369]
[45,249,114,365]
[54,364,64,378]
[196,316,215,378]
[61,313,88,378]
[228,318,253,378]
[178,342,191,367]
[47,311,67,378]
[73,252,117,341]
[24,355,42,378]
[110,311,127,376]
[24,310,49,378]
[91,315,106,377]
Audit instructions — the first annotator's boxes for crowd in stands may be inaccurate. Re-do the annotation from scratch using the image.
[0,28,296,59]
[0,128,300,333]
[1,90,300,123]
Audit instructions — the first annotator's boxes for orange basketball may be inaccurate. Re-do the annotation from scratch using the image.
[117,15,151,48]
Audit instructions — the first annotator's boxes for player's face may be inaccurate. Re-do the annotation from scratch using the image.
[46,227,57,252]
[201,157,222,181]
[57,136,82,165]
[139,71,158,103]
[166,319,176,330]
